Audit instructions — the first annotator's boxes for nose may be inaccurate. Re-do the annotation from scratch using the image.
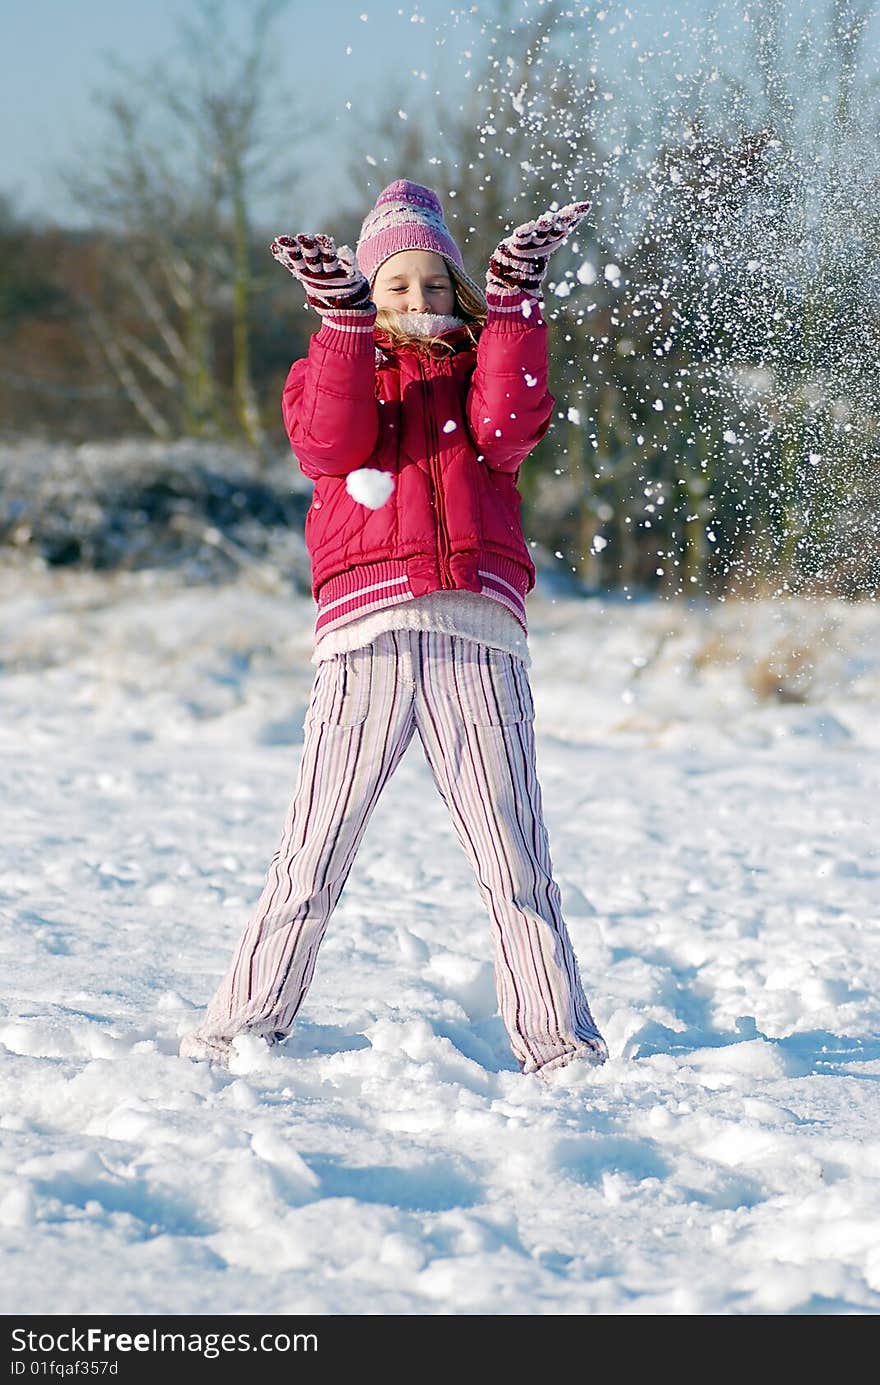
[407,288,431,313]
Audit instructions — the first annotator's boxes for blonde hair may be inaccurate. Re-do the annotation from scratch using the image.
[373,263,487,356]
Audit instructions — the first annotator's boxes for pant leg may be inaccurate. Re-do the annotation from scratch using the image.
[185,633,416,1049]
[413,631,607,1075]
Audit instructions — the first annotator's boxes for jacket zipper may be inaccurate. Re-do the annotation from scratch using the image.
[420,358,453,587]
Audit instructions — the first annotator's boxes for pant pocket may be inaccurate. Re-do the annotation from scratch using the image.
[306,649,373,728]
[453,642,534,726]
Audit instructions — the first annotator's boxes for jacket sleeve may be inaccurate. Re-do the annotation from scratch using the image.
[466,304,555,473]
[281,319,379,480]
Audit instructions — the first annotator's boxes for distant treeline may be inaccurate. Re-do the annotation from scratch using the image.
[2,0,878,598]
[0,211,308,448]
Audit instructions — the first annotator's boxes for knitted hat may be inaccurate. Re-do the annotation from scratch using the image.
[356,179,486,307]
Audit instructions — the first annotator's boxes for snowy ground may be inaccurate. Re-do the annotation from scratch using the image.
[1,560,879,1316]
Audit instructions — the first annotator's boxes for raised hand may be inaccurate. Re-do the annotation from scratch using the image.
[270,233,374,318]
[486,201,591,309]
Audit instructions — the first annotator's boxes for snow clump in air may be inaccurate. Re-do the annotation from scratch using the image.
[346,468,395,509]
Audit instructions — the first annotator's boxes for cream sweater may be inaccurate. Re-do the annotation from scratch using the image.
[311,590,530,666]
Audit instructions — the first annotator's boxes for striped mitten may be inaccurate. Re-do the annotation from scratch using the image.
[485,201,591,315]
[270,233,375,331]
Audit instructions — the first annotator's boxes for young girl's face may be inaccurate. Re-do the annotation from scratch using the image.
[372,250,456,316]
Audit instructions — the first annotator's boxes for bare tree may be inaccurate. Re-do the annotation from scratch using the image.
[65,0,296,452]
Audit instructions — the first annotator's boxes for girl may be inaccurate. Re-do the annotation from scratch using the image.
[179,179,608,1077]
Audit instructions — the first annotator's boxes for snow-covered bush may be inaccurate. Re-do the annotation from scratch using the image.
[0,439,313,588]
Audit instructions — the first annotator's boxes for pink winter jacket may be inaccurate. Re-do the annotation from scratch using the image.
[281,308,555,636]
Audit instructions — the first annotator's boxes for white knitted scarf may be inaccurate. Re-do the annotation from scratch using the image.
[393,313,466,338]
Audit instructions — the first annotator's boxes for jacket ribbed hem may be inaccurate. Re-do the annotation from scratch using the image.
[314,555,530,637]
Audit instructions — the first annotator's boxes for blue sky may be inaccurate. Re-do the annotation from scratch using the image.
[1,0,706,228]
[3,1,870,230]
[2,0,474,224]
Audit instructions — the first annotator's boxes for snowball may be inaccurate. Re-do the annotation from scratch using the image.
[524,373,538,387]
[723,429,738,444]
[443,420,457,433]
[346,468,395,509]
[592,535,608,552]
[567,407,581,424]
[577,261,597,284]
[604,262,621,281]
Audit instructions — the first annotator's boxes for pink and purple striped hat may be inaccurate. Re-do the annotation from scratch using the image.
[356,179,486,306]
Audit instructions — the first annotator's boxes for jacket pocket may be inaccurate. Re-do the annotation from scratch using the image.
[453,642,534,726]
[306,649,373,728]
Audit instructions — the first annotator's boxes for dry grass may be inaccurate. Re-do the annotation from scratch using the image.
[746,643,814,703]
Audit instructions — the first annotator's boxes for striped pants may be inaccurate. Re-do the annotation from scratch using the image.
[188,630,607,1074]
